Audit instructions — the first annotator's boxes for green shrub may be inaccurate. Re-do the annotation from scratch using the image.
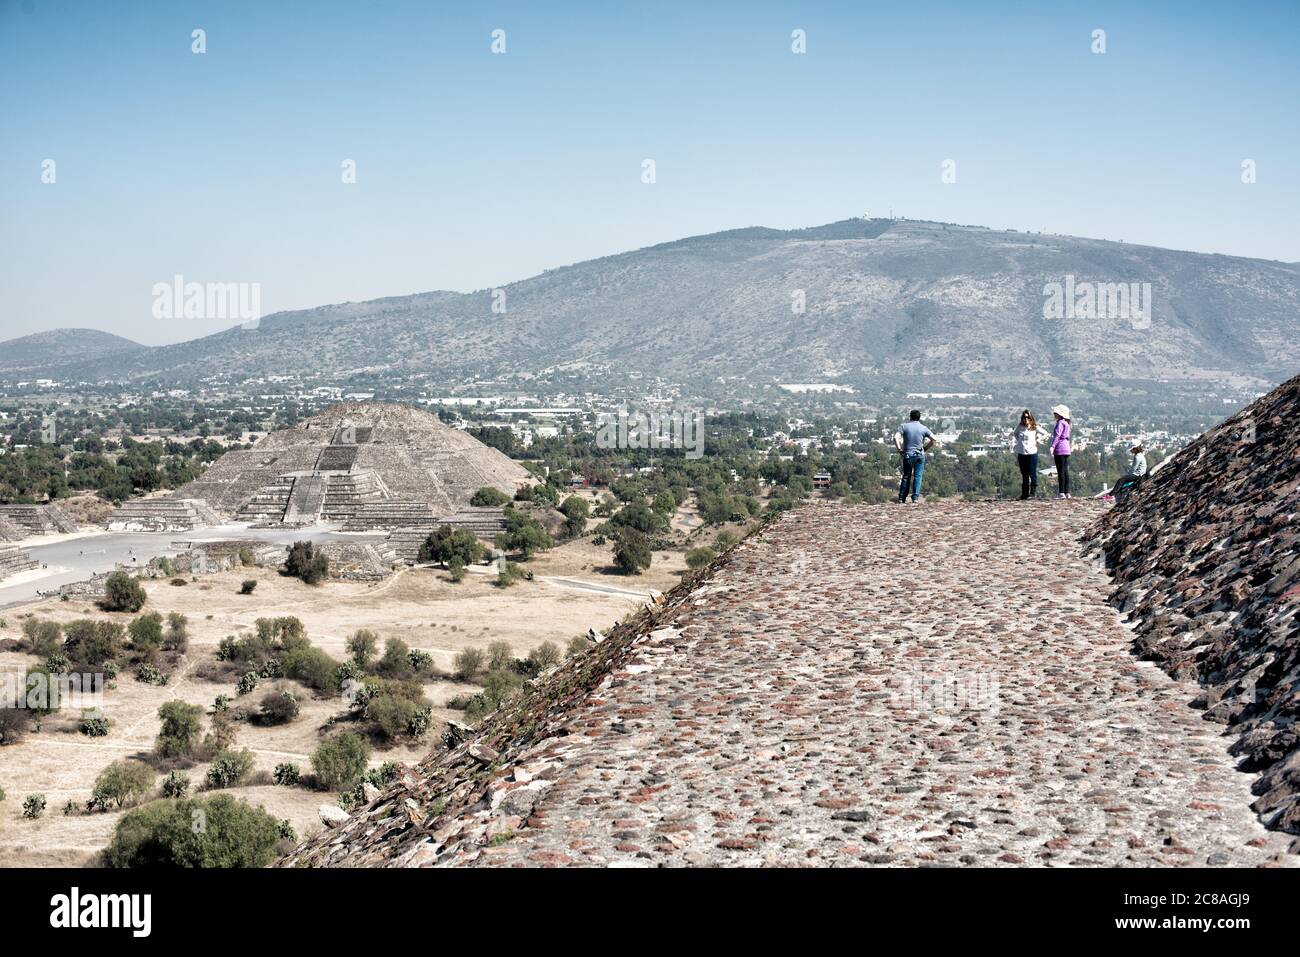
[236,672,259,696]
[273,763,300,787]
[685,545,717,570]
[277,819,296,842]
[205,748,255,789]
[62,619,123,667]
[92,760,154,809]
[79,710,109,737]
[20,618,62,657]
[281,646,342,692]
[446,554,466,582]
[160,771,189,798]
[376,637,413,678]
[257,687,299,725]
[156,700,204,758]
[453,648,484,682]
[102,571,147,612]
[239,579,257,595]
[127,612,163,652]
[163,612,189,652]
[368,693,432,740]
[284,541,328,585]
[407,648,434,674]
[469,486,511,507]
[311,731,371,790]
[105,794,281,868]
[136,663,168,686]
[22,794,46,819]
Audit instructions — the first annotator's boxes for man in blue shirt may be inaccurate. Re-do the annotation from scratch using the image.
[894,410,936,503]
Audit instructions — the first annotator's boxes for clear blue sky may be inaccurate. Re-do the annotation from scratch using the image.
[2,0,1296,345]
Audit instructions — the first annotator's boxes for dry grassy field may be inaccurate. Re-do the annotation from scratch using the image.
[0,540,686,867]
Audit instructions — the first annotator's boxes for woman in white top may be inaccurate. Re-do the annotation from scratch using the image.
[1012,409,1050,499]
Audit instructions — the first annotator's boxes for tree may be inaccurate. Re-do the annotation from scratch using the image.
[614,528,652,575]
[417,525,484,566]
[346,629,378,667]
[127,612,163,652]
[92,760,155,809]
[102,571,146,612]
[105,795,281,868]
[559,495,589,537]
[62,620,123,668]
[155,700,204,758]
[284,541,329,585]
[311,731,372,790]
[469,486,511,507]
[376,637,413,678]
[611,500,666,534]
[496,509,553,559]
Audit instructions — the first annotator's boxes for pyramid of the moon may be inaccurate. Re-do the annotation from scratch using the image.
[111,402,531,530]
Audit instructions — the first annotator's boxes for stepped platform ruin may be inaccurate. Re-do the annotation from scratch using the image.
[0,513,24,542]
[105,498,222,532]
[0,502,77,536]
[109,402,530,531]
[0,543,39,581]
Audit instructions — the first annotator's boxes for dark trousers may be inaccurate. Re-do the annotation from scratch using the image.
[1054,454,1070,495]
[1017,453,1038,498]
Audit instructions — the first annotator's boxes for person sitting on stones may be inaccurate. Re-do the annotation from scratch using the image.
[894,410,936,504]
[1049,405,1072,499]
[1012,409,1050,500]
[1111,443,1148,502]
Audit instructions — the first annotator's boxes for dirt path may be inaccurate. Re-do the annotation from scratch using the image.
[465,501,1296,867]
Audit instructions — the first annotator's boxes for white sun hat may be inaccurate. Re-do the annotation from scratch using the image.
[1051,404,1071,420]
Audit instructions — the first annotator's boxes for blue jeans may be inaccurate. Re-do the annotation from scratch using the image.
[899,452,925,501]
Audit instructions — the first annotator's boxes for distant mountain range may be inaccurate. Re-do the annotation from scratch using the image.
[4,219,1298,392]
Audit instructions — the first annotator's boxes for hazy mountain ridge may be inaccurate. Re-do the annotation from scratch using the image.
[0,328,145,375]
[5,219,1299,389]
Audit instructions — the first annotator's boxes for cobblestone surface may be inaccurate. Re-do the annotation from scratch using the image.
[461,501,1293,867]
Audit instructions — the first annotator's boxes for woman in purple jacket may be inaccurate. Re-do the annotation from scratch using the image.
[1049,404,1072,498]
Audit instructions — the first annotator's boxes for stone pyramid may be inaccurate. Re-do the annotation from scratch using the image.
[152,402,531,527]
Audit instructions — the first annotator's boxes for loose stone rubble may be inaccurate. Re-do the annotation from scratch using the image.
[1086,371,1300,843]
[281,500,1294,867]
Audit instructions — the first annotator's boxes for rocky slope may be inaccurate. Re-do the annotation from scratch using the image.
[8,219,1300,390]
[1086,371,1300,839]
